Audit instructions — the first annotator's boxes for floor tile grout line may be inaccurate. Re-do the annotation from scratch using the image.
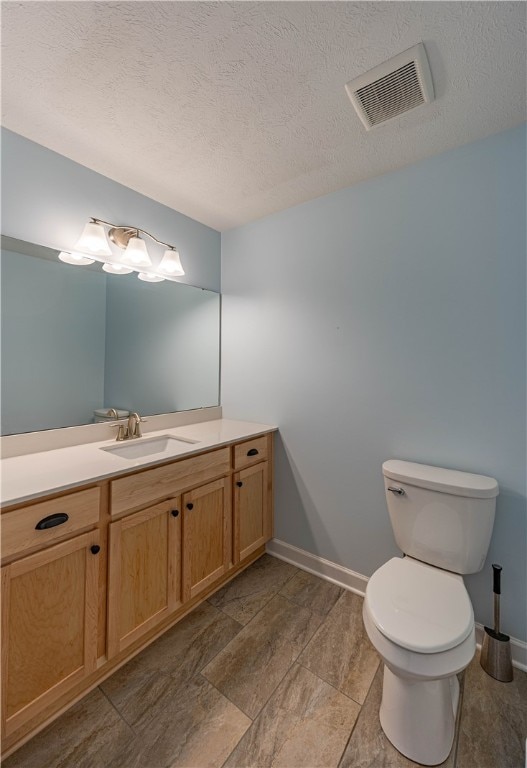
[187,606,247,677]
[198,592,282,673]
[212,586,277,628]
[204,571,305,666]
[97,685,137,735]
[218,659,365,768]
[201,637,301,725]
[201,585,333,730]
[206,556,300,632]
[217,661,309,768]
[199,565,309,690]
[239,655,305,723]
[295,659,378,708]
[198,670,257,723]
[277,588,343,618]
[200,567,345,726]
[336,703,364,768]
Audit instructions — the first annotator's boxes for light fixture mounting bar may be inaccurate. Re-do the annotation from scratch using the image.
[90,218,177,251]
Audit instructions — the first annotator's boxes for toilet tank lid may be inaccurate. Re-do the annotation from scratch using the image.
[382,460,498,499]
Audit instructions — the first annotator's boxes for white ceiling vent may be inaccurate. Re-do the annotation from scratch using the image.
[345,43,434,130]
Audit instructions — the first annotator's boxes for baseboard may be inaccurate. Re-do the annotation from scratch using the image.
[266,538,527,672]
[266,538,368,597]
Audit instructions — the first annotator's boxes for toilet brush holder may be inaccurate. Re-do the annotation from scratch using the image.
[480,564,513,682]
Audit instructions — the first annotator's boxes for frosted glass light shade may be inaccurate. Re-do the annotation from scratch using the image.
[74,222,112,257]
[102,263,134,275]
[159,249,184,276]
[122,236,152,267]
[138,272,165,283]
[58,251,95,266]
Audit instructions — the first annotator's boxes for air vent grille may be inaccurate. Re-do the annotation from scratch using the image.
[345,43,434,130]
[355,61,424,126]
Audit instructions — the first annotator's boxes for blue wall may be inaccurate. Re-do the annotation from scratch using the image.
[1,128,221,292]
[222,124,527,642]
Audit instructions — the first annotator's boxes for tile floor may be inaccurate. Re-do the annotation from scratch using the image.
[5,554,526,768]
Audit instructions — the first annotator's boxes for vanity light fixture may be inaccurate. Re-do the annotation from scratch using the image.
[159,248,184,276]
[102,262,134,275]
[58,251,95,266]
[74,221,113,257]
[138,272,165,283]
[121,235,152,268]
[63,218,185,281]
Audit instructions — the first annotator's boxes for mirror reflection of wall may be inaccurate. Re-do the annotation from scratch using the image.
[0,237,220,435]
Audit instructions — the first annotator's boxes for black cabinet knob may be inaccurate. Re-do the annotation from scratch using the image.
[236,481,243,487]
[186,503,194,510]
[171,509,179,517]
[90,545,100,555]
[247,448,259,456]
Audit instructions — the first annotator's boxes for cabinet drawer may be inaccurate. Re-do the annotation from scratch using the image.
[233,436,268,469]
[111,447,230,517]
[1,487,100,561]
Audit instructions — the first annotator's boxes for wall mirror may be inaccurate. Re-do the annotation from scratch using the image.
[1,236,220,435]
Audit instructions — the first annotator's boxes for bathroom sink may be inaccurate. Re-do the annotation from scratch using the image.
[101,434,199,460]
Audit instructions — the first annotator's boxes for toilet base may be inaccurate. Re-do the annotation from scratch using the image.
[379,665,459,766]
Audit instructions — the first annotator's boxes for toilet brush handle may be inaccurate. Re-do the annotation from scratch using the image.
[492,564,502,595]
[492,564,502,635]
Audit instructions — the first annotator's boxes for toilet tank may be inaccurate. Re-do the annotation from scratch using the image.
[382,460,498,574]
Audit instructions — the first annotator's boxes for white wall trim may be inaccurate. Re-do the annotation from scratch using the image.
[266,538,368,597]
[266,538,527,672]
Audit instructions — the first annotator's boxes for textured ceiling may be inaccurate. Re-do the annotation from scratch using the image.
[2,2,525,231]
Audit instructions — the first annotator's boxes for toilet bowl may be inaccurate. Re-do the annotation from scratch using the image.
[363,556,475,765]
[366,459,498,766]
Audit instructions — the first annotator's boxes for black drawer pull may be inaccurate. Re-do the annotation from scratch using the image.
[247,448,259,457]
[90,545,100,555]
[171,509,180,517]
[35,513,69,530]
[186,503,194,510]
[236,481,243,487]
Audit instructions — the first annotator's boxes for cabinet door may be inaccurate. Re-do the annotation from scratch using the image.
[234,462,270,563]
[182,478,231,602]
[107,499,181,658]
[1,531,100,739]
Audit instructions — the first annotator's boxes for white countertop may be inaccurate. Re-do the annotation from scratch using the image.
[0,419,277,507]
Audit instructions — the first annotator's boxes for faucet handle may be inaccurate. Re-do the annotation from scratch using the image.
[111,422,128,441]
[135,417,147,437]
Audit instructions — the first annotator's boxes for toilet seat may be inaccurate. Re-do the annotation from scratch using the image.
[366,557,473,653]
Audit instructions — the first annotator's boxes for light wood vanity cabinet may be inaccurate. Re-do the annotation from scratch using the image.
[233,436,272,563]
[1,487,100,561]
[0,431,274,757]
[110,447,230,517]
[182,478,231,601]
[1,531,100,739]
[234,461,270,562]
[107,498,182,658]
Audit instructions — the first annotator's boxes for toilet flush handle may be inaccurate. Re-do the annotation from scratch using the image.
[387,486,405,496]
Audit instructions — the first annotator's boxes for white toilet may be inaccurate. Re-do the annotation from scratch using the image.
[363,459,498,766]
